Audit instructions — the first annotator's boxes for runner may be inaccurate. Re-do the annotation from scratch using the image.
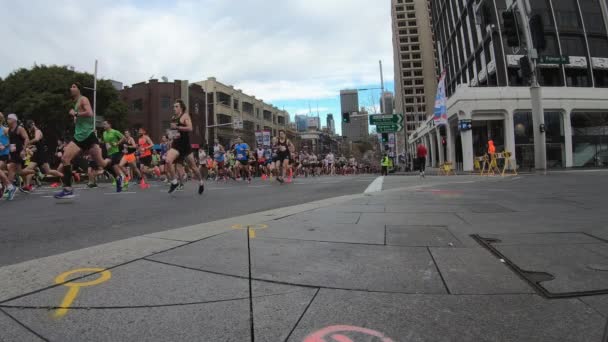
[20,120,63,192]
[416,142,427,178]
[137,128,154,188]
[198,145,209,181]
[234,137,251,183]
[0,113,15,199]
[165,99,205,195]
[213,139,226,182]
[119,130,140,185]
[159,135,170,180]
[54,83,111,199]
[6,114,29,199]
[274,130,294,184]
[101,120,126,191]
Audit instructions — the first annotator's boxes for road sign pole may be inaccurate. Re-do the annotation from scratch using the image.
[516,0,546,172]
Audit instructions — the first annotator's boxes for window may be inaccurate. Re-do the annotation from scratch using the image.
[160,96,171,110]
[233,99,239,111]
[412,53,421,59]
[571,112,608,167]
[397,14,405,19]
[133,99,143,111]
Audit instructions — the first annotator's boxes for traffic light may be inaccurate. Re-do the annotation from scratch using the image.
[342,112,350,123]
[381,133,389,143]
[502,10,520,47]
[529,14,546,51]
[519,56,533,81]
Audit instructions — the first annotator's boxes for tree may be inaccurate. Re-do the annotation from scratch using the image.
[0,65,127,149]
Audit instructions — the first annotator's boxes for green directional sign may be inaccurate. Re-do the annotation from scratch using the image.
[538,55,569,64]
[376,123,403,133]
[370,114,404,125]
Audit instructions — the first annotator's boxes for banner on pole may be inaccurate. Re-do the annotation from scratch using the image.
[255,131,263,147]
[262,130,271,147]
[433,71,448,126]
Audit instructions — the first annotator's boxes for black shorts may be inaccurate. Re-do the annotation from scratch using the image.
[74,133,99,151]
[140,155,152,167]
[236,159,248,165]
[8,152,23,165]
[0,155,8,163]
[88,160,98,169]
[172,140,191,158]
[33,151,48,166]
[277,152,290,162]
[110,152,123,166]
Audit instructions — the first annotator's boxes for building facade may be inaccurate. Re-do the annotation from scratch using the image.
[195,77,290,147]
[326,114,336,135]
[120,80,206,145]
[340,89,369,142]
[391,0,439,143]
[409,0,608,171]
[295,115,309,132]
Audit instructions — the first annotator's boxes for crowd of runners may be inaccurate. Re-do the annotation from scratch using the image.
[0,83,378,201]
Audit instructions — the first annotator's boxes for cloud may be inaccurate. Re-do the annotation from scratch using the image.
[0,0,394,104]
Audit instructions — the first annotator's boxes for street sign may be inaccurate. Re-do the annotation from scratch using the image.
[370,114,403,125]
[538,55,569,64]
[233,118,243,129]
[376,124,403,133]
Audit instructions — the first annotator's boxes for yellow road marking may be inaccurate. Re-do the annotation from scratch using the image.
[53,268,112,318]
[232,224,268,239]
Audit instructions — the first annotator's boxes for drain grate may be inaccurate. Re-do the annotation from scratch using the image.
[472,234,608,299]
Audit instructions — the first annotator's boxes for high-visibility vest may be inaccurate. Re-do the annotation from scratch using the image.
[381,157,390,167]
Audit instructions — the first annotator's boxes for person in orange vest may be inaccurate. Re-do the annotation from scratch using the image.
[488,140,496,155]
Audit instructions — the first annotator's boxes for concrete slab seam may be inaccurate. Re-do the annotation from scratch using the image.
[283,288,320,342]
[255,236,385,247]
[426,247,451,295]
[0,232,223,305]
[0,307,49,342]
[144,258,447,295]
[0,289,313,311]
[472,234,608,299]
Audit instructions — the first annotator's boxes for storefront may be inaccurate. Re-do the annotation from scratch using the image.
[571,111,608,167]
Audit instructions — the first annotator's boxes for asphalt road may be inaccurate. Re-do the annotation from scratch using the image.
[0,175,377,267]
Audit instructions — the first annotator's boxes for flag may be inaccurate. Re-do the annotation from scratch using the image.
[433,70,448,126]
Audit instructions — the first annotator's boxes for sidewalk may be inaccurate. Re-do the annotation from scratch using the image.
[1,174,607,341]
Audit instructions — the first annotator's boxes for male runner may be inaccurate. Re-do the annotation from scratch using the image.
[234,137,251,183]
[101,120,126,191]
[165,99,205,194]
[274,130,294,184]
[6,114,29,199]
[21,120,63,192]
[54,83,111,199]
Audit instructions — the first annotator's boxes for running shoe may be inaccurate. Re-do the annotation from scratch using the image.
[198,183,205,195]
[168,181,179,194]
[87,183,98,189]
[18,186,30,194]
[50,182,60,188]
[54,189,74,199]
[177,183,185,191]
[6,186,17,201]
[277,177,284,184]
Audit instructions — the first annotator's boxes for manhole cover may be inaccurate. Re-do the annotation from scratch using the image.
[472,234,608,298]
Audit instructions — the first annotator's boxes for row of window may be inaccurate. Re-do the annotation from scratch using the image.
[432,0,608,96]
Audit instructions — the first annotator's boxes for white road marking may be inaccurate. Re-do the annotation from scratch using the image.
[364,176,384,194]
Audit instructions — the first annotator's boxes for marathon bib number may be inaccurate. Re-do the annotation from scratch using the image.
[168,129,180,140]
[237,153,244,159]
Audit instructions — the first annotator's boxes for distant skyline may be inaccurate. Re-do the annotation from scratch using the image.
[0,0,395,137]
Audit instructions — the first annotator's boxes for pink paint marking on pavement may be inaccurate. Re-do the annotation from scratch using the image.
[303,325,395,342]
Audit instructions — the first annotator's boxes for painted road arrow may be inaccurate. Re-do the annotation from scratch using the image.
[370,114,404,125]
[376,123,404,133]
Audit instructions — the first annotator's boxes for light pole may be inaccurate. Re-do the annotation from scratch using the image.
[514,0,546,172]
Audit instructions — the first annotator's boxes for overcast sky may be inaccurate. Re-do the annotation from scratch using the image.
[0,0,395,133]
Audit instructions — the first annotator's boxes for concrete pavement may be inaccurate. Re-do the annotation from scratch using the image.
[1,172,608,341]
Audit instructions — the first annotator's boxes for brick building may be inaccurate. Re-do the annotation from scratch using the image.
[120,79,207,146]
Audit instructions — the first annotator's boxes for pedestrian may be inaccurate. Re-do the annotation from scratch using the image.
[416,142,427,178]
[381,153,390,176]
